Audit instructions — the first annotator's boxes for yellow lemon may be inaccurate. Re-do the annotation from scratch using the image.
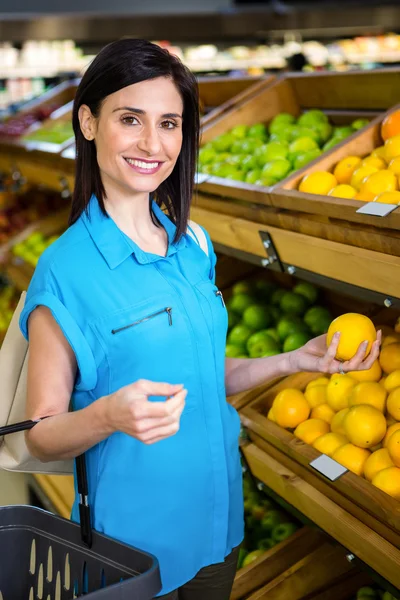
[383,369,400,393]
[313,432,348,457]
[299,172,338,196]
[359,170,398,201]
[348,381,387,412]
[306,377,330,390]
[347,360,381,383]
[272,389,310,429]
[371,146,388,163]
[326,375,357,411]
[304,385,327,409]
[333,156,362,184]
[332,444,371,476]
[372,466,400,499]
[373,191,400,204]
[294,418,330,445]
[361,156,386,170]
[331,408,350,435]
[328,184,357,199]
[311,403,336,424]
[383,422,400,447]
[388,156,400,176]
[363,448,394,481]
[344,405,387,449]
[350,165,379,191]
[385,135,400,162]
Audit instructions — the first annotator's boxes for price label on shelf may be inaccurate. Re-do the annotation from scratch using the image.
[356,202,399,217]
[310,454,348,481]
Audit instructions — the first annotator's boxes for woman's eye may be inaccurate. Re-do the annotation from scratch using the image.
[121,115,139,125]
[161,120,177,130]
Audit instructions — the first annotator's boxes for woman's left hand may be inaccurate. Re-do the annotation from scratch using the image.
[289,330,382,375]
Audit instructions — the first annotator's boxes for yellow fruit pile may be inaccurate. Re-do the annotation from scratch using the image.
[268,323,400,501]
[298,108,400,203]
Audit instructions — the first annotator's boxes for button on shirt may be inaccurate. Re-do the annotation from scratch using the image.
[19,195,244,595]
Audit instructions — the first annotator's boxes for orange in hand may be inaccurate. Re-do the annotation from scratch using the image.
[326,313,376,361]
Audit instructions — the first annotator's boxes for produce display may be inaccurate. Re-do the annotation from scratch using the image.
[0,103,61,138]
[268,313,400,500]
[237,470,299,570]
[198,110,368,186]
[0,277,18,338]
[12,230,60,267]
[225,278,331,358]
[353,586,398,600]
[0,190,66,247]
[23,120,74,145]
[298,108,400,202]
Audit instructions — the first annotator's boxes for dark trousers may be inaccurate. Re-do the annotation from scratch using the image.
[156,545,240,600]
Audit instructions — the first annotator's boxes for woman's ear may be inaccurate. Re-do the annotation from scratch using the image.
[78,104,97,141]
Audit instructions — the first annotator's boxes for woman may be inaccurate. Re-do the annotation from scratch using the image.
[20,39,380,599]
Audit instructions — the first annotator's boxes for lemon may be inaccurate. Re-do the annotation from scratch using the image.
[299,172,337,196]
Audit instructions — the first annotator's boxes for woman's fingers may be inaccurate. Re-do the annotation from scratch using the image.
[318,332,340,371]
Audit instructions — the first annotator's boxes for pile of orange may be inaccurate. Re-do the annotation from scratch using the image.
[268,315,400,501]
[298,108,400,204]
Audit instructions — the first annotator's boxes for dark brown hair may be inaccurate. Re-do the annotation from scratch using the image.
[69,38,200,242]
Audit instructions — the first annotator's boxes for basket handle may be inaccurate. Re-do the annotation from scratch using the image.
[0,418,92,548]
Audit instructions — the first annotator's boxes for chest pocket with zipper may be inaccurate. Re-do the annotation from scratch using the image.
[93,294,198,410]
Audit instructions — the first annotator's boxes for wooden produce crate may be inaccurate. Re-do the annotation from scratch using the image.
[18,101,74,154]
[231,527,325,600]
[199,75,273,127]
[240,374,400,590]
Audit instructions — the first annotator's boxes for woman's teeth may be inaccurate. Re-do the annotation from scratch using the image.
[125,158,159,169]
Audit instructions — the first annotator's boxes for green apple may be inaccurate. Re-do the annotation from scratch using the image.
[313,121,333,143]
[277,316,308,342]
[228,324,254,347]
[232,281,253,296]
[248,123,268,139]
[247,333,279,358]
[225,344,246,358]
[298,110,329,127]
[199,145,217,165]
[280,291,308,315]
[229,293,256,314]
[212,133,235,152]
[283,332,310,352]
[271,522,298,543]
[293,149,322,170]
[243,305,272,330]
[231,124,248,139]
[237,548,249,569]
[257,538,276,551]
[352,118,370,131]
[262,159,291,181]
[271,288,286,306]
[304,306,332,328]
[293,281,318,304]
[242,549,265,568]
[356,588,378,599]
[259,142,289,162]
[260,510,285,532]
[288,136,319,158]
[242,154,259,171]
[246,169,262,184]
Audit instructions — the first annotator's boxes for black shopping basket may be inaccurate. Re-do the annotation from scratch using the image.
[0,420,162,599]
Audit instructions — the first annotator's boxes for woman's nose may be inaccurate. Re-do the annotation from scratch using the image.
[137,125,162,156]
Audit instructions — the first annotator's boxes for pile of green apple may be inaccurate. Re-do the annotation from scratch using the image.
[23,121,74,145]
[12,231,60,267]
[354,587,399,600]
[226,278,332,358]
[0,281,17,337]
[199,110,369,187]
[237,471,299,569]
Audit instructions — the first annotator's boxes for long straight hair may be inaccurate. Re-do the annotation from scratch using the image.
[69,39,200,242]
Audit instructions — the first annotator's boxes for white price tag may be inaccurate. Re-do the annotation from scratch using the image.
[356,202,398,217]
[310,454,348,481]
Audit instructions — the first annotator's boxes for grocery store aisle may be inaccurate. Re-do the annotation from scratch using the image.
[0,470,30,505]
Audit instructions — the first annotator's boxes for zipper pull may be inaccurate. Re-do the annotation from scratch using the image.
[166,307,173,325]
[215,290,225,308]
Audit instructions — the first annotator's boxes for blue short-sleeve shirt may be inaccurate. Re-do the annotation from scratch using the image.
[20,195,244,595]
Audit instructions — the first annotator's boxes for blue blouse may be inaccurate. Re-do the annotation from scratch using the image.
[20,195,244,595]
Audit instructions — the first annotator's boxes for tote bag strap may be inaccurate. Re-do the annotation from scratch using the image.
[187,220,209,257]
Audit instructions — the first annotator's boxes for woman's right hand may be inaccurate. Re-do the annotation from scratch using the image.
[105,380,187,444]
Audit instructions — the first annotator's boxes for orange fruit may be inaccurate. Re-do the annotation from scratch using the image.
[347,359,381,383]
[348,382,387,412]
[363,448,394,481]
[313,432,348,457]
[361,156,386,170]
[387,429,400,467]
[328,185,357,199]
[387,388,400,421]
[332,444,371,476]
[306,377,329,390]
[373,191,400,204]
[344,404,387,448]
[382,333,400,347]
[331,408,350,435]
[350,165,379,191]
[388,156,400,176]
[294,418,330,445]
[272,389,310,429]
[383,422,400,447]
[380,376,387,386]
[359,170,398,202]
[384,135,400,162]
[299,172,338,196]
[326,313,376,361]
[381,109,400,142]
[267,407,276,422]
[311,403,336,424]
[333,156,362,184]
[372,466,400,499]
[326,375,356,411]
[371,146,388,163]
[379,343,400,374]
[304,385,327,408]
[383,369,400,393]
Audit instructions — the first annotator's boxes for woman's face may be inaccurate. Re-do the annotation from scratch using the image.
[79,77,184,197]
